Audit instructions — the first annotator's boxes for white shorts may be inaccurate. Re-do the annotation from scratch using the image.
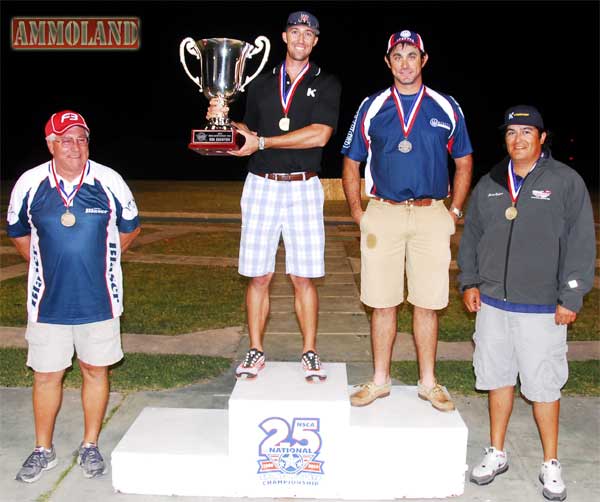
[472,303,568,402]
[25,318,123,372]
[238,172,325,278]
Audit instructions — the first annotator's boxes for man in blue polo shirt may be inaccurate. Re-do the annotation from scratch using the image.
[7,110,140,483]
[342,30,473,410]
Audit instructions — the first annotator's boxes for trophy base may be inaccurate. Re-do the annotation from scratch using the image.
[188,128,246,156]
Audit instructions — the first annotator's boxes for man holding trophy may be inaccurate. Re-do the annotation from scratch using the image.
[207,10,341,382]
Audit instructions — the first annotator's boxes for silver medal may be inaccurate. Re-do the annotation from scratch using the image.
[398,139,412,153]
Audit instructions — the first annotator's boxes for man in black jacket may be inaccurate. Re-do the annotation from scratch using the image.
[458,105,595,502]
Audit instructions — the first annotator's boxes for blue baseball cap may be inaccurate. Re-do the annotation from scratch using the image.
[387,30,425,54]
[286,11,320,34]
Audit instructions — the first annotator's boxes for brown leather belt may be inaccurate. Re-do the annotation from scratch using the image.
[256,172,318,182]
[374,197,437,206]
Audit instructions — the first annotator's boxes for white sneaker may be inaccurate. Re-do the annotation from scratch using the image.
[470,446,508,485]
[539,459,567,501]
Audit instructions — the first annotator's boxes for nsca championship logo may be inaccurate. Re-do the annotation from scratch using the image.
[11,17,140,50]
[257,417,324,484]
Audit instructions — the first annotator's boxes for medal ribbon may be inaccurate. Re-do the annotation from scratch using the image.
[279,62,310,117]
[507,159,538,205]
[50,160,88,210]
[391,85,425,137]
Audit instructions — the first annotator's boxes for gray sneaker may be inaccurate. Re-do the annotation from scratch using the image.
[16,446,57,483]
[76,443,107,478]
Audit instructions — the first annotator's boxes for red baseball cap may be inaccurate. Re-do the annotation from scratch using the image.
[387,30,425,54]
[45,110,90,137]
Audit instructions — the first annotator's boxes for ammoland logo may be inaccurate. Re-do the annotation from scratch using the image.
[11,17,140,50]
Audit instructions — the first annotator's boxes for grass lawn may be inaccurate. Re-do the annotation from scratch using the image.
[0,348,231,391]
[391,360,600,396]
[137,230,241,257]
[0,263,247,335]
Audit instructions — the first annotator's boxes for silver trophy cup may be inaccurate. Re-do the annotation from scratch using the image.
[179,36,270,155]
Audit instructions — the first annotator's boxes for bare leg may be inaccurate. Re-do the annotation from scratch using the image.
[489,386,515,451]
[413,306,438,387]
[33,370,65,449]
[289,275,319,352]
[245,273,274,351]
[78,360,109,444]
[371,306,397,385]
[533,400,560,461]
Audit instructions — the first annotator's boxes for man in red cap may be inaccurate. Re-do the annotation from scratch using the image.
[7,110,141,483]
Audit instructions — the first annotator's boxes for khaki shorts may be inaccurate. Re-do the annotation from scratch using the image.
[473,303,568,402]
[360,198,454,309]
[25,318,123,372]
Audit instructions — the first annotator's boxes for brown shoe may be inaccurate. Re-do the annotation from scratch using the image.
[417,380,455,412]
[350,381,391,407]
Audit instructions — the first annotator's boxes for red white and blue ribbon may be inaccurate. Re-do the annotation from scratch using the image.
[507,159,537,205]
[50,160,88,209]
[279,62,310,117]
[391,85,425,138]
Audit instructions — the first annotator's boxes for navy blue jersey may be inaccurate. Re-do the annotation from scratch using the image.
[341,86,473,201]
[6,160,139,324]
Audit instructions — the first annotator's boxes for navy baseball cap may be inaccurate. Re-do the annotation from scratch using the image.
[501,105,544,130]
[286,11,320,34]
[387,30,425,54]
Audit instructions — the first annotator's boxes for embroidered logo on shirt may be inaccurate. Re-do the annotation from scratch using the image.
[487,192,504,197]
[85,208,109,214]
[307,88,316,98]
[531,190,552,200]
[430,118,451,130]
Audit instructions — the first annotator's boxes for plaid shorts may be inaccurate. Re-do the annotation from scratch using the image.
[238,172,325,278]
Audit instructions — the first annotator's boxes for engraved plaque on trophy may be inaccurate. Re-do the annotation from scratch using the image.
[179,36,270,155]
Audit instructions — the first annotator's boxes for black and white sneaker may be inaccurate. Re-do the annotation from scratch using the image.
[301,351,327,382]
[235,348,265,379]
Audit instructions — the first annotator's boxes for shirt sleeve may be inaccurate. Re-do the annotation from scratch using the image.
[110,174,140,234]
[6,176,32,238]
[457,181,484,289]
[310,74,341,131]
[340,97,369,162]
[447,96,473,159]
[557,171,596,312]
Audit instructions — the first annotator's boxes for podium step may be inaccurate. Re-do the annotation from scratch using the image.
[112,363,468,499]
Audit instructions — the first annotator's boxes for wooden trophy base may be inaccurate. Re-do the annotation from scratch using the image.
[188,128,246,156]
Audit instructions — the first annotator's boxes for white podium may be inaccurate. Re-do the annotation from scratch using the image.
[112,362,468,499]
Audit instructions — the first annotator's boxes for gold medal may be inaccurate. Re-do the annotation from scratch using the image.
[279,117,290,131]
[505,205,518,221]
[398,139,412,153]
[61,210,76,227]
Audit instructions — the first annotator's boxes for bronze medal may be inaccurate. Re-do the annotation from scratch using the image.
[61,210,76,227]
[505,205,518,221]
[398,139,412,153]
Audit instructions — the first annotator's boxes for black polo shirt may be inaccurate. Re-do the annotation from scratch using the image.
[243,62,341,174]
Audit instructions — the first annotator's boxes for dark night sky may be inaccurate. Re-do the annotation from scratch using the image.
[1,0,598,187]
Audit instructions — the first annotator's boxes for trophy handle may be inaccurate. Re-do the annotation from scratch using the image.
[239,36,271,93]
[179,37,202,92]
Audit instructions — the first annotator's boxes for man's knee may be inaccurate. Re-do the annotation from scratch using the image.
[78,360,108,381]
[33,370,65,386]
[249,273,274,290]
[289,274,315,291]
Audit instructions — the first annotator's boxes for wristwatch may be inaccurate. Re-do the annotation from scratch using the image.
[450,206,463,218]
[258,136,265,151]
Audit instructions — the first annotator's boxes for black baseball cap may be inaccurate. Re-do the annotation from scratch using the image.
[501,105,544,130]
[286,11,320,34]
